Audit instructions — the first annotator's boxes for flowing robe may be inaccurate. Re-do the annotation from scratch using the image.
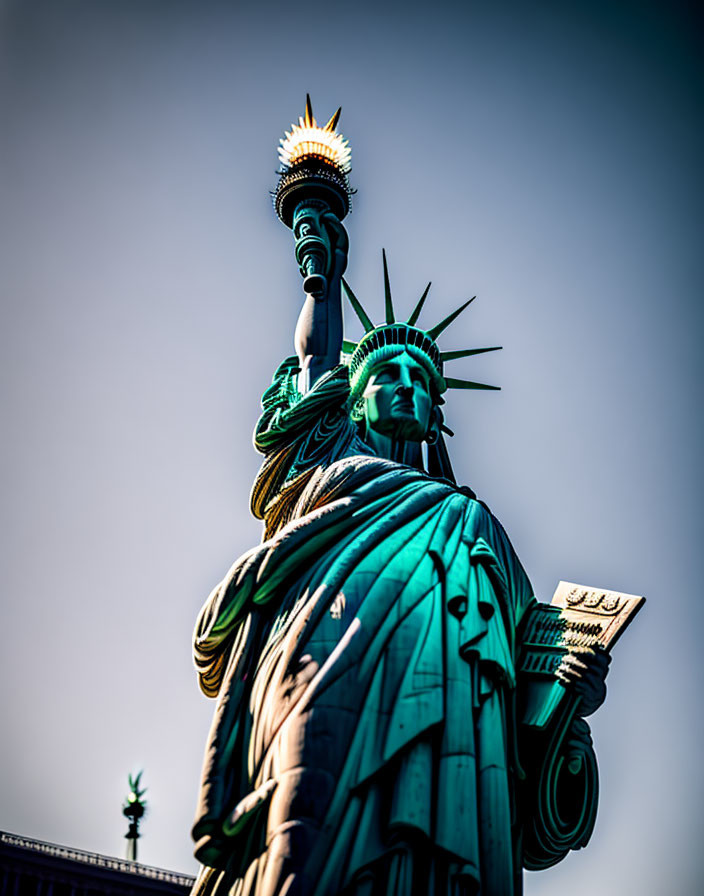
[190,362,538,896]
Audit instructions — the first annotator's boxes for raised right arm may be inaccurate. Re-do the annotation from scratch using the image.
[290,206,348,392]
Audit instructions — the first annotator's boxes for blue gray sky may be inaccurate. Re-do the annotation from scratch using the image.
[1,1,702,892]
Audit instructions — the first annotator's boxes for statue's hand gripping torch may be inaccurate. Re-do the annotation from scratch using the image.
[293,203,333,298]
[293,205,349,298]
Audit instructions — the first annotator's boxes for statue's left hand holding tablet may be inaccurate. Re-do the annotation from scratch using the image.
[556,646,611,717]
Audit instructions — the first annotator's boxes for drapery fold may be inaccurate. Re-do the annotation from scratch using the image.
[192,453,536,895]
[190,358,594,896]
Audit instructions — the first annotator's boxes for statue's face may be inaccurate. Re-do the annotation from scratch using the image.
[362,352,433,441]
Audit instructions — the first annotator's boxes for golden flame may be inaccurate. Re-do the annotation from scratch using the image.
[278,99,351,174]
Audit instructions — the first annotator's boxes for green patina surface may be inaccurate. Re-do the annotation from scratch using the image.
[188,101,615,896]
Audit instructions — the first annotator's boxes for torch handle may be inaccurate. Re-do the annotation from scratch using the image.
[293,200,332,298]
[298,251,325,298]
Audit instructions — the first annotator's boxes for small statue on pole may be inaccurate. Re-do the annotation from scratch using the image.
[189,98,643,895]
[123,771,147,862]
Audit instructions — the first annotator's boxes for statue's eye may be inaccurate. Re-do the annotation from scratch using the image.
[374,366,396,383]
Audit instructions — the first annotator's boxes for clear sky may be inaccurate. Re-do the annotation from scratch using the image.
[1,1,701,893]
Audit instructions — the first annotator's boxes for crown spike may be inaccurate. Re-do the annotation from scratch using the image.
[440,346,502,361]
[445,376,500,391]
[428,296,476,340]
[407,282,431,327]
[304,94,315,127]
[382,250,395,324]
[342,278,374,333]
[324,107,341,132]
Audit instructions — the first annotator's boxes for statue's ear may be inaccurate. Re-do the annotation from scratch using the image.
[426,406,457,483]
[425,407,441,445]
[350,397,366,424]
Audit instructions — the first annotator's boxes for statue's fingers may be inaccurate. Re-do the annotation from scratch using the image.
[555,657,586,688]
[560,654,590,676]
[591,648,612,675]
[322,213,349,252]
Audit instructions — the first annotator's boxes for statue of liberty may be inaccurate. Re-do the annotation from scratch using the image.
[189,99,631,896]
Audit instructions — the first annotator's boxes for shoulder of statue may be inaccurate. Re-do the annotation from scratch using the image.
[451,482,499,520]
[250,361,361,526]
[254,359,351,453]
[259,355,302,415]
[438,480,491,514]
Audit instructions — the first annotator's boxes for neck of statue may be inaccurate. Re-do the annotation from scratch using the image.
[363,429,424,470]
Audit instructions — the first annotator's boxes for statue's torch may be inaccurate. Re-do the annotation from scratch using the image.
[274,96,352,297]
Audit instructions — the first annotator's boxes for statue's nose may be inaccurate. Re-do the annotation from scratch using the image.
[397,383,413,398]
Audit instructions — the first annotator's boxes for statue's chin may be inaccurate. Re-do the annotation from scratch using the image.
[365,419,426,449]
[369,419,425,441]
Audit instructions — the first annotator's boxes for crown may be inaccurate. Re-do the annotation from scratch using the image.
[342,251,501,400]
